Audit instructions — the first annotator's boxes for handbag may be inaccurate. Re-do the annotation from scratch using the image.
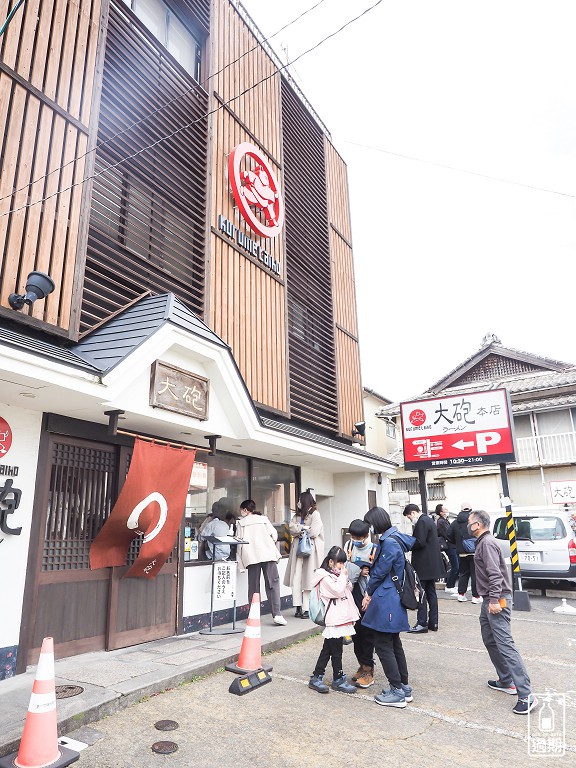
[389,534,423,610]
[296,529,312,558]
[462,537,476,554]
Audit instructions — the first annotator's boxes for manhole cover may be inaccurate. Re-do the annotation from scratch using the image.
[154,720,179,731]
[152,741,178,754]
[55,685,84,699]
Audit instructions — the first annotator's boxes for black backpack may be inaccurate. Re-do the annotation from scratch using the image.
[389,535,423,611]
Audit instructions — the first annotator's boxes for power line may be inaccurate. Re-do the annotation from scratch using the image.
[0,0,329,205]
[344,140,576,199]
[1,0,383,218]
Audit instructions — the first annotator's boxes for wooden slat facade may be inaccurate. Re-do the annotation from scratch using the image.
[281,78,338,434]
[209,0,287,413]
[0,0,103,331]
[325,140,364,438]
[81,0,209,332]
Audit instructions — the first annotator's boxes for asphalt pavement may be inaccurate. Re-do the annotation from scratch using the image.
[4,590,574,768]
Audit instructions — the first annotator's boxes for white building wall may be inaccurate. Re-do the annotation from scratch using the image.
[0,405,42,670]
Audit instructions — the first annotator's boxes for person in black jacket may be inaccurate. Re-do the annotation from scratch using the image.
[447,503,482,603]
[436,504,459,592]
[403,503,444,633]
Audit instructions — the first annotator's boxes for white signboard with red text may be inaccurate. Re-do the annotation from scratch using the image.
[400,388,516,471]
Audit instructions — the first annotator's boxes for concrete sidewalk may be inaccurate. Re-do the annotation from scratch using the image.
[0,614,319,758]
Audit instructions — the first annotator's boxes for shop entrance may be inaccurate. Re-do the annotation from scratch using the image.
[25,435,178,665]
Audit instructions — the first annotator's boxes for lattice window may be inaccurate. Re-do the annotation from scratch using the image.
[391,477,419,494]
[427,482,446,501]
[42,443,117,571]
[454,355,546,385]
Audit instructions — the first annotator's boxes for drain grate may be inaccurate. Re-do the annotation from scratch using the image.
[152,741,178,754]
[55,685,84,699]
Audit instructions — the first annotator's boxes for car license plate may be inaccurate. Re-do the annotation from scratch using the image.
[519,552,541,563]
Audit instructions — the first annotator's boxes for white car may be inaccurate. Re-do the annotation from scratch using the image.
[492,510,576,583]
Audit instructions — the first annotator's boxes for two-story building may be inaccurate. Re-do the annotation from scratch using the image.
[377,334,576,515]
[0,0,394,678]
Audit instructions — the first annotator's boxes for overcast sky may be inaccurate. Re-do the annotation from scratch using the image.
[240,0,576,402]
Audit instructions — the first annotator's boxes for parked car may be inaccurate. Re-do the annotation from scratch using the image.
[492,510,576,583]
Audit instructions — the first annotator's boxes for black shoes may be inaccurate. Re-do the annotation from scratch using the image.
[301,611,310,619]
[408,624,428,634]
[428,625,438,631]
[294,607,303,618]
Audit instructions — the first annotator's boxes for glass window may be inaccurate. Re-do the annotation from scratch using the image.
[252,460,297,556]
[184,454,249,562]
[536,410,571,436]
[133,0,165,41]
[125,0,201,80]
[513,414,532,439]
[385,421,396,438]
[167,12,200,81]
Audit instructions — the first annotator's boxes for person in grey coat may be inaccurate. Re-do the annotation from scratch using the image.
[403,503,444,633]
[468,509,537,716]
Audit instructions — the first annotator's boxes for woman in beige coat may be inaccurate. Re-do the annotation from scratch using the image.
[283,490,324,618]
[236,499,287,625]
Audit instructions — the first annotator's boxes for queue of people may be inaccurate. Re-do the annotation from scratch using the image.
[303,502,537,716]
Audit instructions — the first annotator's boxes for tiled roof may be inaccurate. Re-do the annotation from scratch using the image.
[0,323,101,374]
[377,366,576,418]
[72,294,228,373]
[260,417,397,466]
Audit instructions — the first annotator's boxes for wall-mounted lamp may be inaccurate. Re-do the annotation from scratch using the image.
[351,421,366,438]
[9,271,55,311]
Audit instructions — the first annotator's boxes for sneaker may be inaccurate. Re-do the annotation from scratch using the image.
[374,687,407,708]
[457,594,468,602]
[351,665,364,682]
[331,675,357,694]
[401,683,413,703]
[308,674,329,694]
[343,635,354,645]
[471,597,483,605]
[300,611,310,619]
[513,695,538,715]
[273,615,287,625]
[355,666,375,688]
[488,679,517,695]
[444,586,458,593]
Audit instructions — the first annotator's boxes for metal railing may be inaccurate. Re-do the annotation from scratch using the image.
[515,432,576,466]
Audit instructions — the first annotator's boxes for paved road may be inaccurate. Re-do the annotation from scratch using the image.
[75,596,576,767]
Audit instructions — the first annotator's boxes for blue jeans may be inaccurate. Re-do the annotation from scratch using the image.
[446,546,459,588]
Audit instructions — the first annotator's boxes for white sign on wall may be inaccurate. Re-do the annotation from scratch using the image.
[550,481,576,504]
[213,561,236,601]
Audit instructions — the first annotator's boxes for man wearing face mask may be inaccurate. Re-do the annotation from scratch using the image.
[403,503,444,633]
[344,519,378,688]
[468,509,537,715]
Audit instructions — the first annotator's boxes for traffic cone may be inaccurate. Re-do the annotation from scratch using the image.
[225,593,272,674]
[0,638,79,768]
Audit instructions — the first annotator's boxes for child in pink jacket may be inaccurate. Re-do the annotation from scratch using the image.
[308,546,360,694]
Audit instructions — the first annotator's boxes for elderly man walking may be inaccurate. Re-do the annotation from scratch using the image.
[468,509,537,715]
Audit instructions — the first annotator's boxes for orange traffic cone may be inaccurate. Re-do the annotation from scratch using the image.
[0,638,79,768]
[225,593,272,674]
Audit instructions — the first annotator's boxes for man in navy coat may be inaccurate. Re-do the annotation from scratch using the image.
[403,503,444,633]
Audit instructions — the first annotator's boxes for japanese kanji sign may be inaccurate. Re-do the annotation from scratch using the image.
[150,361,209,421]
[90,439,196,578]
[400,388,516,470]
[214,561,236,602]
[550,481,576,504]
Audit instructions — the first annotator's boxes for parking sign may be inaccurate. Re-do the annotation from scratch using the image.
[400,388,516,470]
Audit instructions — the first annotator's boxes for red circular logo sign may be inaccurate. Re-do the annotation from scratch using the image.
[228,142,284,238]
[0,417,13,457]
[409,409,426,426]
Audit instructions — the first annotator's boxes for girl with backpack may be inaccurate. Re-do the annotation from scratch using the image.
[361,507,414,709]
[308,546,359,695]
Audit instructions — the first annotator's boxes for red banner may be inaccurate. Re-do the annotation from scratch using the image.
[90,439,196,579]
